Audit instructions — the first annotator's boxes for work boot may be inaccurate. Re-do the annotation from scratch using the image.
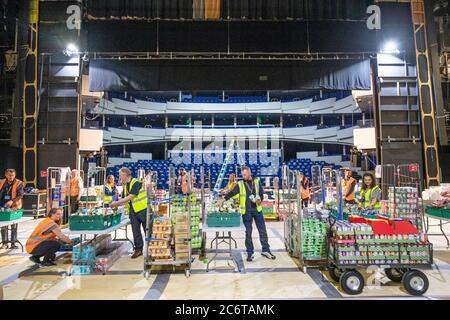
[261,251,276,260]
[0,243,8,250]
[131,250,143,259]
[9,243,19,250]
[29,256,41,264]
[40,261,57,267]
[246,253,255,262]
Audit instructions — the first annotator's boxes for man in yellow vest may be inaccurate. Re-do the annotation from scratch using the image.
[220,166,276,262]
[110,167,149,259]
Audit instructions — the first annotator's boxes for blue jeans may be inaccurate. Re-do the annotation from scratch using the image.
[242,210,270,255]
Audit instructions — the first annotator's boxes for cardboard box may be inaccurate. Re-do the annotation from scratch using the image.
[175,232,189,240]
[158,204,169,215]
[176,253,189,260]
[174,224,188,233]
[175,244,189,252]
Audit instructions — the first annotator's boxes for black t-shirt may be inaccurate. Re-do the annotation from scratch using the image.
[122,180,144,214]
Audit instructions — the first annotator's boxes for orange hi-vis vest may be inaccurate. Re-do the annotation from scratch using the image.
[26,217,58,253]
[0,178,23,208]
[300,179,310,200]
[70,177,81,197]
[343,177,356,201]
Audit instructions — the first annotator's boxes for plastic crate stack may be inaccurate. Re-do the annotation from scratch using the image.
[71,234,112,275]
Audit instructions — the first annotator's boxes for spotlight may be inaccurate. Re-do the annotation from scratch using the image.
[381,41,400,54]
[64,43,79,56]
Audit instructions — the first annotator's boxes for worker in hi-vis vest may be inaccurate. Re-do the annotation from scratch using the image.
[26,207,74,267]
[110,167,150,259]
[0,168,24,249]
[341,168,357,205]
[220,166,276,262]
[359,172,382,211]
[220,173,239,203]
[103,175,118,207]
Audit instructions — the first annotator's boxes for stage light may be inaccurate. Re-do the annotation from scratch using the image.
[64,43,79,56]
[382,41,399,54]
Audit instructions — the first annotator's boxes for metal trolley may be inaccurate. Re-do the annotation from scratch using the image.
[143,170,193,279]
[326,215,433,296]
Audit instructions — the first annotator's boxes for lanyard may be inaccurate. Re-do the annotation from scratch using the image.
[5,182,13,196]
[244,180,255,195]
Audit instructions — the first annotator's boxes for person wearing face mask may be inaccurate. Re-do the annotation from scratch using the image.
[219,166,276,262]
[0,169,24,249]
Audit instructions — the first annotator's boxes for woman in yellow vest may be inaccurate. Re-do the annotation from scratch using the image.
[221,173,239,198]
[26,208,74,267]
[359,172,382,211]
[104,175,118,207]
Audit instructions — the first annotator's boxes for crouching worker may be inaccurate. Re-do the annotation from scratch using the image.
[26,208,75,267]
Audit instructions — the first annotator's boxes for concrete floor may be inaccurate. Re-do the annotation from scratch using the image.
[1,217,449,300]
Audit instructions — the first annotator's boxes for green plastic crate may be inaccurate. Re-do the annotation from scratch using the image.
[0,209,23,221]
[426,206,444,218]
[69,214,112,231]
[207,212,241,227]
[111,212,122,226]
[80,195,102,202]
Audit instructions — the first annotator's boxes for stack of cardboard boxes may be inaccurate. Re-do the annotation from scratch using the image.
[174,213,190,261]
[149,219,173,262]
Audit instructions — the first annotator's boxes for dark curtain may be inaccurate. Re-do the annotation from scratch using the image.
[89,59,371,92]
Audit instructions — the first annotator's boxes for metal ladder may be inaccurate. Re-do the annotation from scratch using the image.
[212,138,245,195]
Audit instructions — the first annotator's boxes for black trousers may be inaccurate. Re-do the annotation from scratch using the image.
[30,240,61,262]
[301,198,309,209]
[130,210,153,251]
[1,224,17,243]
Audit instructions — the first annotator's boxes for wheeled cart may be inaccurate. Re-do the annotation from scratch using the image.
[327,234,433,296]
[328,241,433,296]
[143,171,192,279]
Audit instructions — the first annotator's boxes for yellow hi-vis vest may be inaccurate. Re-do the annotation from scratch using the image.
[237,178,263,215]
[104,184,114,205]
[227,182,239,201]
[123,178,147,213]
[361,186,381,209]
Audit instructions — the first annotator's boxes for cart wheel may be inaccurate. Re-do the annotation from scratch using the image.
[144,271,151,280]
[402,270,429,296]
[185,269,191,278]
[328,266,342,282]
[340,270,364,295]
[385,268,407,283]
[302,266,307,274]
